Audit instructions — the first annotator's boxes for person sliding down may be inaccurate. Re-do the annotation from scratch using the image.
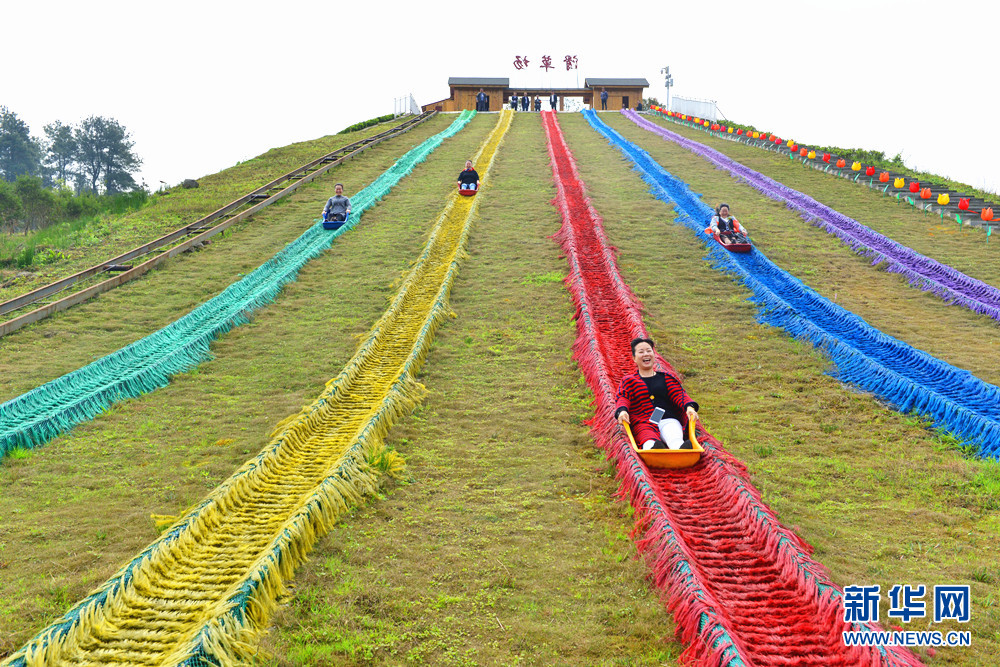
[709,203,749,245]
[457,160,479,192]
[323,183,351,222]
[615,337,699,450]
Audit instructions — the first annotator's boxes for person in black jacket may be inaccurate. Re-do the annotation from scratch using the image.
[549,92,558,110]
[457,160,479,192]
[521,93,529,111]
[476,88,487,112]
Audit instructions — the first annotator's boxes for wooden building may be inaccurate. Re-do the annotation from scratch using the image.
[584,78,649,112]
[423,77,649,112]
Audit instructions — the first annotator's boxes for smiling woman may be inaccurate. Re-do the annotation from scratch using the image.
[615,337,699,451]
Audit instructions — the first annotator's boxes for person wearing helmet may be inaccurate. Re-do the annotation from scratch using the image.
[709,203,748,245]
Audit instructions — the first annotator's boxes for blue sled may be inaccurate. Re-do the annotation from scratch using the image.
[322,212,350,230]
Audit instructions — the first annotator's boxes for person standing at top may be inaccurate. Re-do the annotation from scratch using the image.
[476,88,487,112]
[600,88,609,110]
[549,92,558,110]
[533,96,541,111]
[323,183,351,222]
[457,160,480,192]
[615,337,699,450]
[521,93,529,112]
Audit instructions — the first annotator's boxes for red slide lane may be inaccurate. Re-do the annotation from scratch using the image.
[541,111,922,667]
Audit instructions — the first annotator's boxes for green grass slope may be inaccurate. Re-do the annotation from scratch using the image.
[1,111,998,665]
[0,115,453,404]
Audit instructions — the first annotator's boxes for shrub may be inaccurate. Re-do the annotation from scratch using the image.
[337,114,396,134]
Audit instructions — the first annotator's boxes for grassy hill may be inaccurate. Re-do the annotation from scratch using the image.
[1,111,998,665]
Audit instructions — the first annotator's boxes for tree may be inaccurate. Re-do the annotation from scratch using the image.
[0,106,41,182]
[43,120,77,188]
[14,175,57,232]
[0,179,23,233]
[74,115,141,194]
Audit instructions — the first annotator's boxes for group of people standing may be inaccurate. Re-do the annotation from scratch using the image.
[474,88,559,112]
[475,87,643,112]
[505,90,559,112]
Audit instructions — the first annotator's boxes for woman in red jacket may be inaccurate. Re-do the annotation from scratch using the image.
[615,337,699,450]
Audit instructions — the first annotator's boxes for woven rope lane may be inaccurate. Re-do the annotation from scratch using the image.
[1,109,513,667]
[541,110,923,666]
[583,110,1000,459]
[622,109,1000,323]
[0,111,477,461]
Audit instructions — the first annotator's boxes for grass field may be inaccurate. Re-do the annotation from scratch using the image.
[2,111,998,665]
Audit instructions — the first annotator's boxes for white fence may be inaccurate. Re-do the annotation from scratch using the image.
[393,94,421,116]
[671,96,718,121]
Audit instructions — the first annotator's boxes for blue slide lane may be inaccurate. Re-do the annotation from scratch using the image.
[583,110,1000,457]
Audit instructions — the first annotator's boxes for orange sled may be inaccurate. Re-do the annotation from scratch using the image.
[624,418,704,469]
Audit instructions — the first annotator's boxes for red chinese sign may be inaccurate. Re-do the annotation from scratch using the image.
[513,55,578,71]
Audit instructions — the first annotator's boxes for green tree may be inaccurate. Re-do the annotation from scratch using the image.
[14,175,57,232]
[0,179,23,233]
[75,115,141,194]
[43,120,77,188]
[0,106,42,182]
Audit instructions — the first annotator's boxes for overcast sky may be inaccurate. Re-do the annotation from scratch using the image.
[4,0,997,194]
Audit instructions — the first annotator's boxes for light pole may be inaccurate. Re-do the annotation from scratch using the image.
[661,66,674,111]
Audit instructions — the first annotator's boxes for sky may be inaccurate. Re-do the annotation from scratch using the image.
[4,0,998,195]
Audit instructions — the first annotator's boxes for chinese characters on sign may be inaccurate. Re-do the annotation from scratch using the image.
[843,585,881,623]
[513,55,578,71]
[843,584,971,624]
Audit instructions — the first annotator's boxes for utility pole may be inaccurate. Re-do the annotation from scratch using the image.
[661,66,674,111]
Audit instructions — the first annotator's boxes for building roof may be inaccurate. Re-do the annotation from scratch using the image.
[584,78,650,88]
[448,77,510,87]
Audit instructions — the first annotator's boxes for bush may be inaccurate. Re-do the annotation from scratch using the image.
[65,192,101,218]
[337,114,396,134]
